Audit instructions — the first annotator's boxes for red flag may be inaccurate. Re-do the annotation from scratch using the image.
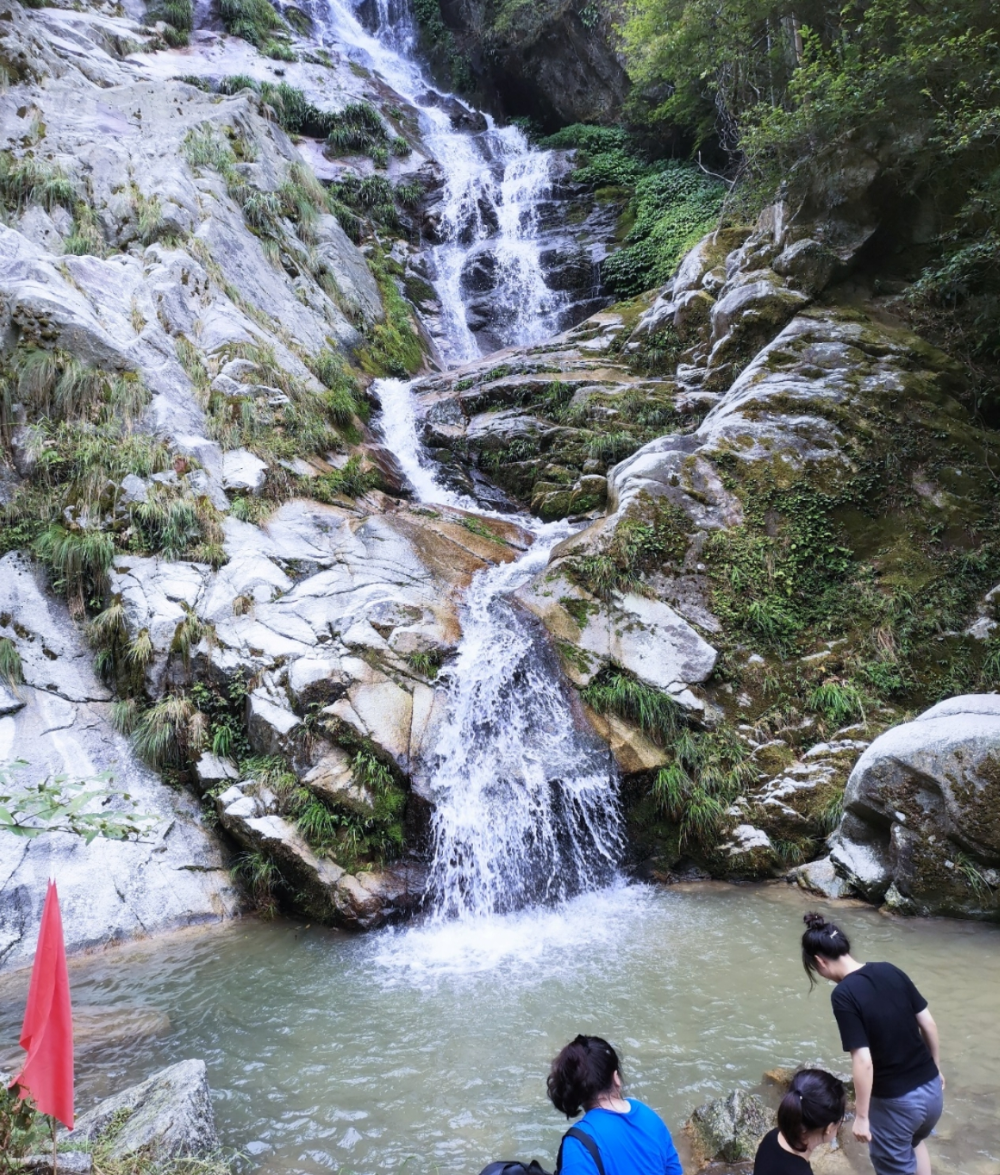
[10,880,74,1129]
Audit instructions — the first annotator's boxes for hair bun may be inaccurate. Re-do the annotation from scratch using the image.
[803,912,828,930]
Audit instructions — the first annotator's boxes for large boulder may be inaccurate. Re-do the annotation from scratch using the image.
[829,696,1000,919]
[62,1059,219,1160]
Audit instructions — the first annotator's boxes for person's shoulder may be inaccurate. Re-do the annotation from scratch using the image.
[866,961,909,984]
[626,1100,668,1131]
[756,1127,780,1151]
[753,1129,780,1170]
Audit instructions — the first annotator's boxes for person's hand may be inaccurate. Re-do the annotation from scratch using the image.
[939,1071,946,1092]
[853,1115,872,1143]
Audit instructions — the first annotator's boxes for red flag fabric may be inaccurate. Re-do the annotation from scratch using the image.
[11,880,74,1129]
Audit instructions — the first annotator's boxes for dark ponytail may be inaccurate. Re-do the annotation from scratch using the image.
[547,1036,622,1118]
[801,912,851,989]
[777,1069,846,1152]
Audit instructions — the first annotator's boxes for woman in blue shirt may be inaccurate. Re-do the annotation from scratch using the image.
[547,1035,682,1175]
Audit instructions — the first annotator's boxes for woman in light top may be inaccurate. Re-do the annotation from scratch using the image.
[753,1068,846,1173]
[547,1035,682,1175]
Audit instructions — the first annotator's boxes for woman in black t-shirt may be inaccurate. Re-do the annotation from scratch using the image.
[800,913,944,1175]
[753,1069,845,1174]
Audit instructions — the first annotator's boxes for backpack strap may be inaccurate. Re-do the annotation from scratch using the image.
[555,1126,606,1175]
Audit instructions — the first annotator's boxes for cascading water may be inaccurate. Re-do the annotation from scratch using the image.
[423,531,622,919]
[311,0,622,920]
[309,0,566,361]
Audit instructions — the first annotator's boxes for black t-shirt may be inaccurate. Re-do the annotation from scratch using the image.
[754,1128,811,1175]
[831,961,938,1098]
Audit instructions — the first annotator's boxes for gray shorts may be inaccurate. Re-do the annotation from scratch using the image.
[869,1075,944,1175]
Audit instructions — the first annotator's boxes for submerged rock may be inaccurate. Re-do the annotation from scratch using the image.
[829,695,1000,920]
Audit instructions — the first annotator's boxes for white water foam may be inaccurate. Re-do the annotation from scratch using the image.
[374,377,475,509]
[369,880,647,980]
[422,523,622,921]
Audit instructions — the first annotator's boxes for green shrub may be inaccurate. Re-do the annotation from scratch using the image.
[34,523,115,609]
[0,637,23,689]
[63,203,105,257]
[356,252,425,377]
[231,850,280,916]
[147,0,192,42]
[568,498,691,600]
[128,694,205,768]
[218,0,285,47]
[581,667,683,743]
[601,163,724,298]
[325,102,388,155]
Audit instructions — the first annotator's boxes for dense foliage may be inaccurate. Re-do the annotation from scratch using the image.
[621,0,1000,407]
[542,125,725,296]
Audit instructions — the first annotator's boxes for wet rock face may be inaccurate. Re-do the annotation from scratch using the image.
[0,554,237,974]
[411,309,696,518]
[829,696,1000,920]
[438,0,628,129]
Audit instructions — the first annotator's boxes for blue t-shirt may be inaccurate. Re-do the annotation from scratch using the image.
[559,1100,682,1175]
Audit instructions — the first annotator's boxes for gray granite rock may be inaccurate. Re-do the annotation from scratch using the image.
[829,695,1000,919]
[62,1059,218,1160]
[0,554,237,974]
[687,1089,772,1164]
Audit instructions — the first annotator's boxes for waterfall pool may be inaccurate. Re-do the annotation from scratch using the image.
[1,883,996,1175]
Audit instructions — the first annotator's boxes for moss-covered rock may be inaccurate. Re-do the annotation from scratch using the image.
[829,696,1000,921]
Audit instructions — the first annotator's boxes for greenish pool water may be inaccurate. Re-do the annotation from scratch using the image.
[1,883,997,1175]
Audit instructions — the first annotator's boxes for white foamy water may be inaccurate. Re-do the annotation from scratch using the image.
[370,881,641,978]
[374,377,475,508]
[422,523,622,920]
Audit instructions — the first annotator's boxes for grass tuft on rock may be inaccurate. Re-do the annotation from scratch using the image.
[218,0,285,47]
[0,637,23,690]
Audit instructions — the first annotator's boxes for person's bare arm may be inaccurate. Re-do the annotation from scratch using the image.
[851,1047,874,1142]
[916,1007,944,1088]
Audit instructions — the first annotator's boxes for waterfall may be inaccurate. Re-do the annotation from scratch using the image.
[315,0,623,918]
[311,0,566,360]
[423,535,622,919]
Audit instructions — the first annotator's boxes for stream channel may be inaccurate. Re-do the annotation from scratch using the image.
[3,3,1000,1175]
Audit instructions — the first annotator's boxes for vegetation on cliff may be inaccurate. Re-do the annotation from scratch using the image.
[621,0,1000,413]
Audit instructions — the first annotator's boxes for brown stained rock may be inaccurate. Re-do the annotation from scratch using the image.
[582,705,668,774]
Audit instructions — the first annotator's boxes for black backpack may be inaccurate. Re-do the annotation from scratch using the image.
[477,1126,607,1175]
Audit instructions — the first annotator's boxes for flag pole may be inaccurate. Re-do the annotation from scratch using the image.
[51,1113,58,1174]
